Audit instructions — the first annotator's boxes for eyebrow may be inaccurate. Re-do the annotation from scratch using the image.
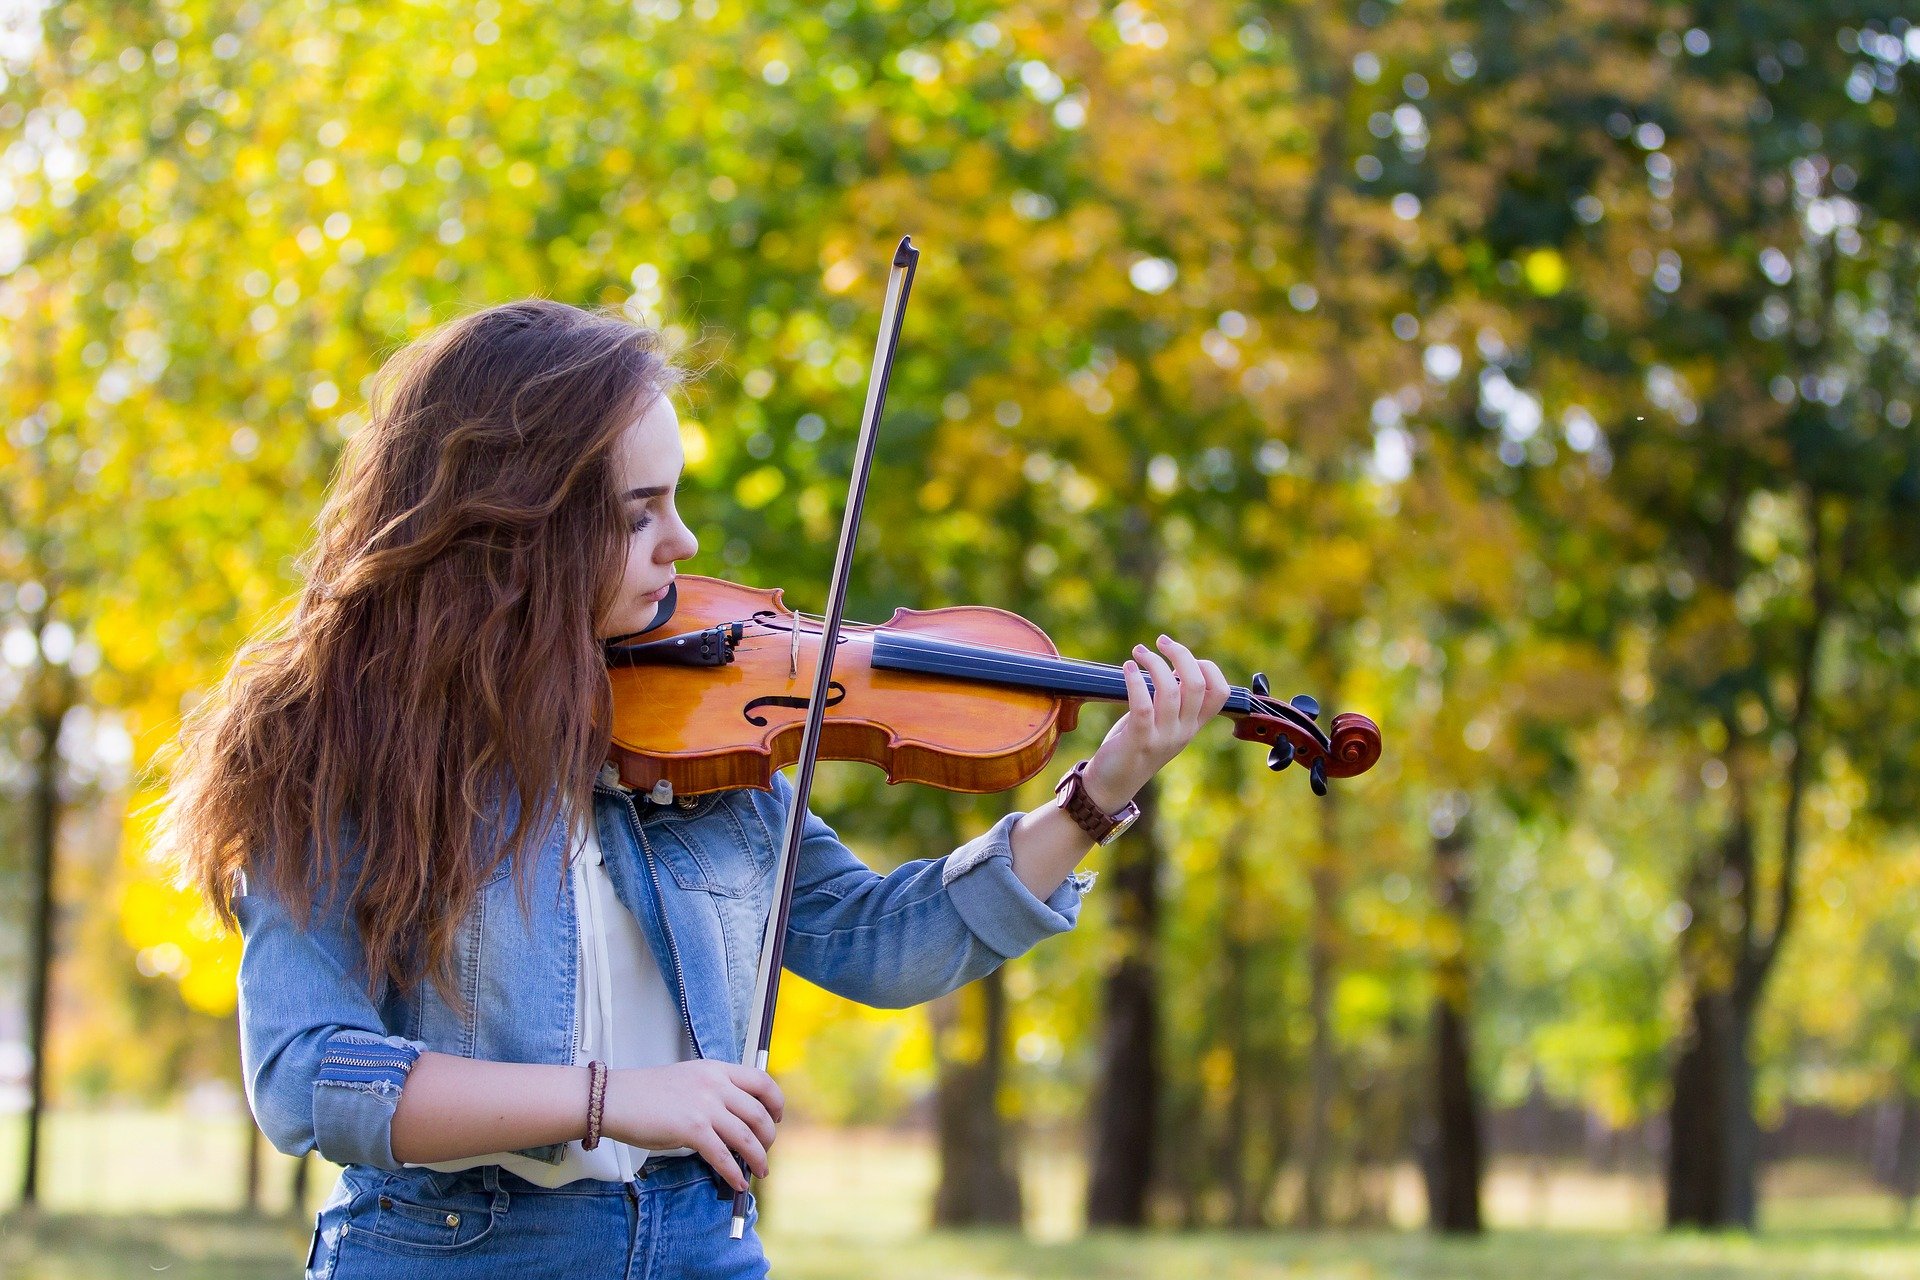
[623,480,681,501]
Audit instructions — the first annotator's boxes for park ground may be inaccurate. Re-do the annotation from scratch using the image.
[2,1114,1917,1278]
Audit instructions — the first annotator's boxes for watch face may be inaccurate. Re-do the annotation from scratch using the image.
[1099,806,1140,845]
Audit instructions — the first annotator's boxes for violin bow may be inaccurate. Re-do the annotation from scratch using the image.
[729,236,921,1238]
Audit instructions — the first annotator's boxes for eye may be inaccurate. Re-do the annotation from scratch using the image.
[630,514,654,533]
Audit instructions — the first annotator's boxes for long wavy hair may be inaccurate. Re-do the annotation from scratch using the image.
[157,298,684,1008]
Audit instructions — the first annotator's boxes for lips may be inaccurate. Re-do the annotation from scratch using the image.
[640,581,673,602]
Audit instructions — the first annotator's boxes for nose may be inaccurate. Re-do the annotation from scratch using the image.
[659,510,698,564]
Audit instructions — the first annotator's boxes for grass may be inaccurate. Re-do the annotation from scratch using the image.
[2,1112,1917,1278]
[6,1213,1920,1280]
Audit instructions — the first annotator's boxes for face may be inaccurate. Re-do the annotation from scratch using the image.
[595,392,698,640]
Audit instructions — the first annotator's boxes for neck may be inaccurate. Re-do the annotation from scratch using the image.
[868,630,1271,719]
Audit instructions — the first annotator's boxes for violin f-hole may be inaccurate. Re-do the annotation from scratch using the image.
[742,682,848,727]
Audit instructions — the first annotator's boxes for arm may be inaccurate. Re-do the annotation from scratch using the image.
[1009,632,1230,896]
[388,1054,591,1163]
[232,865,431,1170]
[1006,781,1119,900]
[389,1055,784,1191]
[777,634,1228,1009]
[773,771,1097,1010]
[236,866,785,1182]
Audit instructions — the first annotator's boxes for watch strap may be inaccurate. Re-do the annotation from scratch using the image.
[1054,759,1139,845]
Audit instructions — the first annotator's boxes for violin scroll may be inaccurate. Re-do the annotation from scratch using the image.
[1230,681,1383,796]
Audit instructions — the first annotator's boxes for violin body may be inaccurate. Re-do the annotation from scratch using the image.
[604,574,1380,800]
[606,575,1086,797]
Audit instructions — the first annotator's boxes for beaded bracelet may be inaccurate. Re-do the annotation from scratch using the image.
[582,1060,608,1151]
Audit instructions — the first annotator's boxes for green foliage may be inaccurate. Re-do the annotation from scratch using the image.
[2,0,1918,1230]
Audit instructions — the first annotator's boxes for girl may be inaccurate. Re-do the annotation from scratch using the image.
[160,298,1229,1278]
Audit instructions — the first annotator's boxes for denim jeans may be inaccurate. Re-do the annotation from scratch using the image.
[305,1155,766,1280]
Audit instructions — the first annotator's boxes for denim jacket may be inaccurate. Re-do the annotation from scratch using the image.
[233,765,1095,1171]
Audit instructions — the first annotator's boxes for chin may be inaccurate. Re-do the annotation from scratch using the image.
[629,598,664,632]
[597,603,654,643]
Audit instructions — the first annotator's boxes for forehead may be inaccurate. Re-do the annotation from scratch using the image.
[615,393,683,488]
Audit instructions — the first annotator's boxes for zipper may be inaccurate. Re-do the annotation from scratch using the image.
[603,783,703,1063]
[318,1053,414,1073]
[568,832,583,1069]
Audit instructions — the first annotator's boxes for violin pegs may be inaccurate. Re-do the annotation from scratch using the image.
[1291,694,1321,721]
[1309,757,1328,796]
[1250,672,1270,697]
[1267,740,1295,772]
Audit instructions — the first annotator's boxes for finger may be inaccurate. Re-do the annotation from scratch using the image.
[1133,642,1179,727]
[1120,656,1151,719]
[726,1087,779,1152]
[693,1125,749,1192]
[729,1066,785,1122]
[714,1109,770,1180]
[1199,658,1231,717]
[1157,635,1206,723]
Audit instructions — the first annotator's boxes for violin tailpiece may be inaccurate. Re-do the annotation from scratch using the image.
[604,624,741,669]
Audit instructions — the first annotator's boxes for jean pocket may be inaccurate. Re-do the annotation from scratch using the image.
[344,1175,502,1258]
[306,1171,364,1280]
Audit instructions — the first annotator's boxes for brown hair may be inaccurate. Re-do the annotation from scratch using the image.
[155,298,683,1008]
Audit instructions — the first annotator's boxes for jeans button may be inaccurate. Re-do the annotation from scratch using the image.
[444,1213,460,1228]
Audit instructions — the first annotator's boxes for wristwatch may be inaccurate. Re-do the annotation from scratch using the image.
[1053,759,1141,846]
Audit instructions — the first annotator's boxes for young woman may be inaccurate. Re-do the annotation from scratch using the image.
[161,298,1229,1278]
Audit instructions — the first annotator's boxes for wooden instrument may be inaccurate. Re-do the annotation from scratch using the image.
[603,574,1382,801]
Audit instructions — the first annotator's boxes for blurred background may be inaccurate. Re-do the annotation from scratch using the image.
[2,0,1919,1275]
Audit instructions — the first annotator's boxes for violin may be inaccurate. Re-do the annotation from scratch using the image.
[602,574,1382,801]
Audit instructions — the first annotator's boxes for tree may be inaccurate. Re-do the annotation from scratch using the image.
[1423,0,1920,1226]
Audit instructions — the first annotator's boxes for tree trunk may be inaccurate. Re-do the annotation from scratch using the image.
[1664,489,1836,1231]
[245,1123,264,1214]
[1880,1016,1920,1226]
[19,623,75,1209]
[1893,1095,1920,1228]
[930,968,1023,1227]
[290,1149,313,1219]
[1663,755,1772,1231]
[1665,986,1758,1228]
[1423,803,1484,1234]
[1297,792,1339,1228]
[1221,818,1257,1228]
[1086,776,1164,1227]
[1085,484,1166,1230]
[1425,1000,1484,1232]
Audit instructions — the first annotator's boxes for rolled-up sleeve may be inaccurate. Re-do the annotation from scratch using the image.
[773,774,1095,1009]
[941,811,1098,957]
[232,869,427,1170]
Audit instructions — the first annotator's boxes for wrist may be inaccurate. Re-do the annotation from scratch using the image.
[1054,758,1142,847]
[582,1060,608,1150]
[1079,758,1139,814]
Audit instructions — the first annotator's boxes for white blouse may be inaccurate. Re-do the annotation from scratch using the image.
[412,804,695,1185]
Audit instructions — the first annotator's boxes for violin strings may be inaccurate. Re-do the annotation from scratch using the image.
[874,631,1141,691]
[873,632,1318,733]
[885,633,1330,744]
[873,628,1249,707]
[868,628,1242,700]
[717,613,1319,738]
